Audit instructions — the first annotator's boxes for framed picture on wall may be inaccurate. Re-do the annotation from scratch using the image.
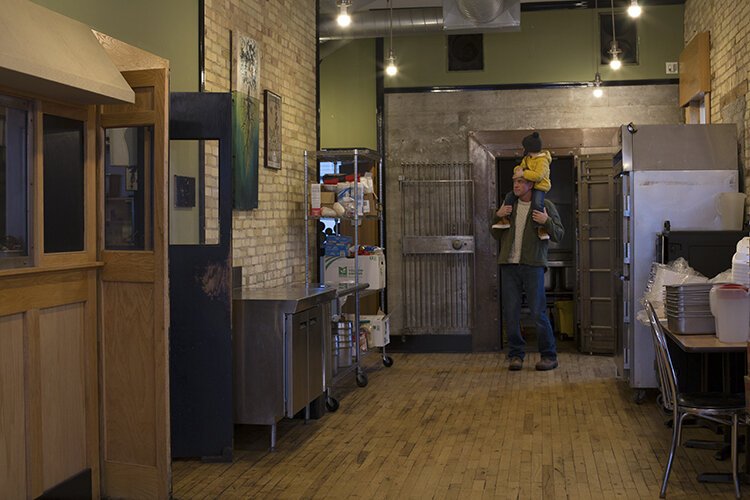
[264,90,281,170]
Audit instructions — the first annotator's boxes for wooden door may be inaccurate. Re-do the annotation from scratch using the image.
[98,69,170,499]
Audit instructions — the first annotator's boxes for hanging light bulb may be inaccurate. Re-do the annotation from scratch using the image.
[608,1,622,70]
[386,52,398,76]
[609,40,622,70]
[385,0,398,76]
[592,72,603,98]
[627,0,642,18]
[337,0,352,27]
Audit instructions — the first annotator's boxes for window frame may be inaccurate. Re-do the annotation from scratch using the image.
[0,93,34,270]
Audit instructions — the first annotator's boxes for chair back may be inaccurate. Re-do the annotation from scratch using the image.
[645,300,679,412]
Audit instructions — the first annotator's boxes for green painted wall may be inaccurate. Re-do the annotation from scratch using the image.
[386,5,683,87]
[31,0,198,92]
[320,39,377,150]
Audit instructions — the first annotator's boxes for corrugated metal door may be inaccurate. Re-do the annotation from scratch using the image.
[399,163,474,335]
[577,154,617,353]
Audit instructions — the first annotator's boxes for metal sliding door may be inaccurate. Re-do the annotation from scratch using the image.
[577,155,617,354]
[399,163,474,336]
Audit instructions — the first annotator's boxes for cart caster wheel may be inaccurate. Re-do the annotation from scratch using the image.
[356,372,368,387]
[382,355,394,367]
[632,389,647,405]
[325,397,339,412]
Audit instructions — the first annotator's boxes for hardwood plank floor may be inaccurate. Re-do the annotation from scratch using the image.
[172,351,741,499]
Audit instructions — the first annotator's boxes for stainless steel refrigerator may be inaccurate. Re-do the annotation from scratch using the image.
[614,124,739,397]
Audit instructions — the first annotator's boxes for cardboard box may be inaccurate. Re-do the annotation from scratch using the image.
[362,193,378,216]
[320,191,336,206]
[323,253,386,290]
[360,314,390,348]
[309,183,321,215]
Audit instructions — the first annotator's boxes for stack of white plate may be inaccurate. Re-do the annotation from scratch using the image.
[732,237,749,286]
[664,283,715,334]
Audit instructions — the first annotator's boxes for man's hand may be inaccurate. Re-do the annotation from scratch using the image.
[532,207,548,225]
[496,204,512,218]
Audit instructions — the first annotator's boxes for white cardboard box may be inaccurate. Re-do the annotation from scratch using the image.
[323,254,386,290]
[360,314,390,348]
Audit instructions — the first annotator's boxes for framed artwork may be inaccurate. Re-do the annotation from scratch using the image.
[232,92,259,210]
[264,90,281,170]
[174,175,196,208]
[233,32,259,98]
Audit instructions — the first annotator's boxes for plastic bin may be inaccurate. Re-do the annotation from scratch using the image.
[554,300,575,337]
[334,321,354,369]
[709,284,750,343]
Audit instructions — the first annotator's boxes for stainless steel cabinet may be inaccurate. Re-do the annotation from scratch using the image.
[285,307,324,417]
[233,285,335,449]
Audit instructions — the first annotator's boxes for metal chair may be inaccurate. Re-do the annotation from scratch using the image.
[645,300,745,498]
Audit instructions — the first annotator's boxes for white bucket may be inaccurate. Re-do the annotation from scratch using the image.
[715,192,747,230]
[710,284,750,343]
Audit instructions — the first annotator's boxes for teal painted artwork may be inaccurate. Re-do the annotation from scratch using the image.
[232,91,259,209]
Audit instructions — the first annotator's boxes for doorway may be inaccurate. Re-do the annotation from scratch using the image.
[495,156,576,349]
[469,127,619,352]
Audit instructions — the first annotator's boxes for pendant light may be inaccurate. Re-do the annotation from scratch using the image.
[627,0,642,18]
[592,72,603,98]
[590,0,603,98]
[608,0,622,70]
[385,0,398,76]
[337,0,352,27]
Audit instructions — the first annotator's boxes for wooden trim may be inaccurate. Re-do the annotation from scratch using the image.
[151,66,171,500]
[100,112,156,128]
[100,251,154,283]
[32,101,44,267]
[0,272,90,317]
[84,274,100,498]
[26,309,43,498]
[0,262,103,279]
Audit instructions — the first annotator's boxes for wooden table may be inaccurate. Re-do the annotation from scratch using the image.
[662,325,746,354]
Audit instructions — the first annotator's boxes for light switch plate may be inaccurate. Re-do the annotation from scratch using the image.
[666,62,679,74]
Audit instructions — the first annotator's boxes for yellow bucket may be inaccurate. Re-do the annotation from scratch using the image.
[554,300,575,336]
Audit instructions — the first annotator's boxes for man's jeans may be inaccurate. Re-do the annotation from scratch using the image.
[501,264,557,361]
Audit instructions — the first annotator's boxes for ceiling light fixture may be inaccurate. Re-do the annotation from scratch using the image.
[627,0,642,18]
[337,0,352,28]
[608,0,622,70]
[590,0,604,98]
[592,72,603,98]
[385,0,398,76]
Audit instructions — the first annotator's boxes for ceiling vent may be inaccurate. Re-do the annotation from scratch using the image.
[442,0,520,32]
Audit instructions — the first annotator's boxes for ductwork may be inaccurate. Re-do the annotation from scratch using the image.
[319,0,520,41]
[457,0,504,22]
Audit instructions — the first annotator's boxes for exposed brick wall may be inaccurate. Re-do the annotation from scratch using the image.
[684,0,750,201]
[203,0,317,287]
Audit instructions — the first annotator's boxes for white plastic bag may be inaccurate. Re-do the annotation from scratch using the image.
[637,257,707,324]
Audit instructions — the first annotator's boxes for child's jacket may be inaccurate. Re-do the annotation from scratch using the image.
[512,150,552,192]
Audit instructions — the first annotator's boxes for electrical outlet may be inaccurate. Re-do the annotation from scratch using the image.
[666,62,679,75]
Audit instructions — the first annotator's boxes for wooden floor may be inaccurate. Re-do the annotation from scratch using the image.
[172,351,742,499]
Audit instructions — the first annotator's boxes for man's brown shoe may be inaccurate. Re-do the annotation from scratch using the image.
[508,357,523,371]
[535,357,558,371]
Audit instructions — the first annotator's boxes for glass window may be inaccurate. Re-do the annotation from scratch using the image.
[104,127,154,250]
[169,140,220,245]
[0,96,30,269]
[43,114,84,253]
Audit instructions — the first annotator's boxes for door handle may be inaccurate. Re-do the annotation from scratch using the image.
[452,239,463,250]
